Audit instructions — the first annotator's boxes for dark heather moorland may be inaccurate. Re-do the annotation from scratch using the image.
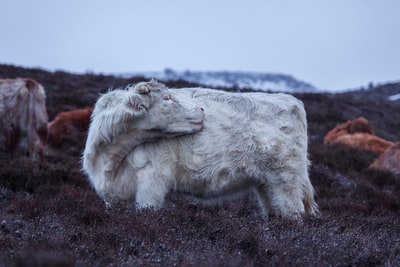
[0,64,399,267]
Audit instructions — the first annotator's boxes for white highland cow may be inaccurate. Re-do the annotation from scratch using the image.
[83,80,318,219]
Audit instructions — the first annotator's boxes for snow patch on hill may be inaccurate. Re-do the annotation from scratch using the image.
[120,69,318,93]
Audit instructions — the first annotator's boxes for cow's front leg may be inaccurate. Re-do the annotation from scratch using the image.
[135,171,170,210]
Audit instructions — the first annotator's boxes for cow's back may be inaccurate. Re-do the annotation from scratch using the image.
[134,89,309,196]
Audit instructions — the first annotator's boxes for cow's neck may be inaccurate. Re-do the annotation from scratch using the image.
[102,129,165,172]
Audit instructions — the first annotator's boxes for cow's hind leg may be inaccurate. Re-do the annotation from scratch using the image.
[267,170,308,219]
[4,126,21,156]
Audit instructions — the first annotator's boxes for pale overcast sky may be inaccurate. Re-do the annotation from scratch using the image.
[1,0,399,90]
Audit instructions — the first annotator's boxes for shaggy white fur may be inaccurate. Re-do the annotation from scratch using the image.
[83,81,318,219]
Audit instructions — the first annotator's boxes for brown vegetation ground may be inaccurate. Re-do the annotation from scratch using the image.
[0,64,399,266]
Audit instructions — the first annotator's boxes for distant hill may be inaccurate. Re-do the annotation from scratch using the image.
[121,69,318,93]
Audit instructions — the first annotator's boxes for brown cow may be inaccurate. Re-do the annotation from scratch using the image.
[324,117,400,175]
[324,117,394,154]
[324,117,374,143]
[0,78,48,162]
[47,107,94,147]
[369,143,400,175]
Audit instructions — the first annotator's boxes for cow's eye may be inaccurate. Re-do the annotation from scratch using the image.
[163,95,172,101]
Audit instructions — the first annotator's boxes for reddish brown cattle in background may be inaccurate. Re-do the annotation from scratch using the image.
[324,117,374,144]
[326,133,394,155]
[324,117,394,154]
[47,107,94,147]
[0,78,48,162]
[369,143,400,175]
[324,117,400,175]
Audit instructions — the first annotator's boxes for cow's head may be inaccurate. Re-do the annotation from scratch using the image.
[347,117,374,135]
[125,81,205,134]
[90,80,204,145]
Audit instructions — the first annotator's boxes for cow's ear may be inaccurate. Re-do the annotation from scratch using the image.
[138,85,150,95]
[126,95,149,113]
